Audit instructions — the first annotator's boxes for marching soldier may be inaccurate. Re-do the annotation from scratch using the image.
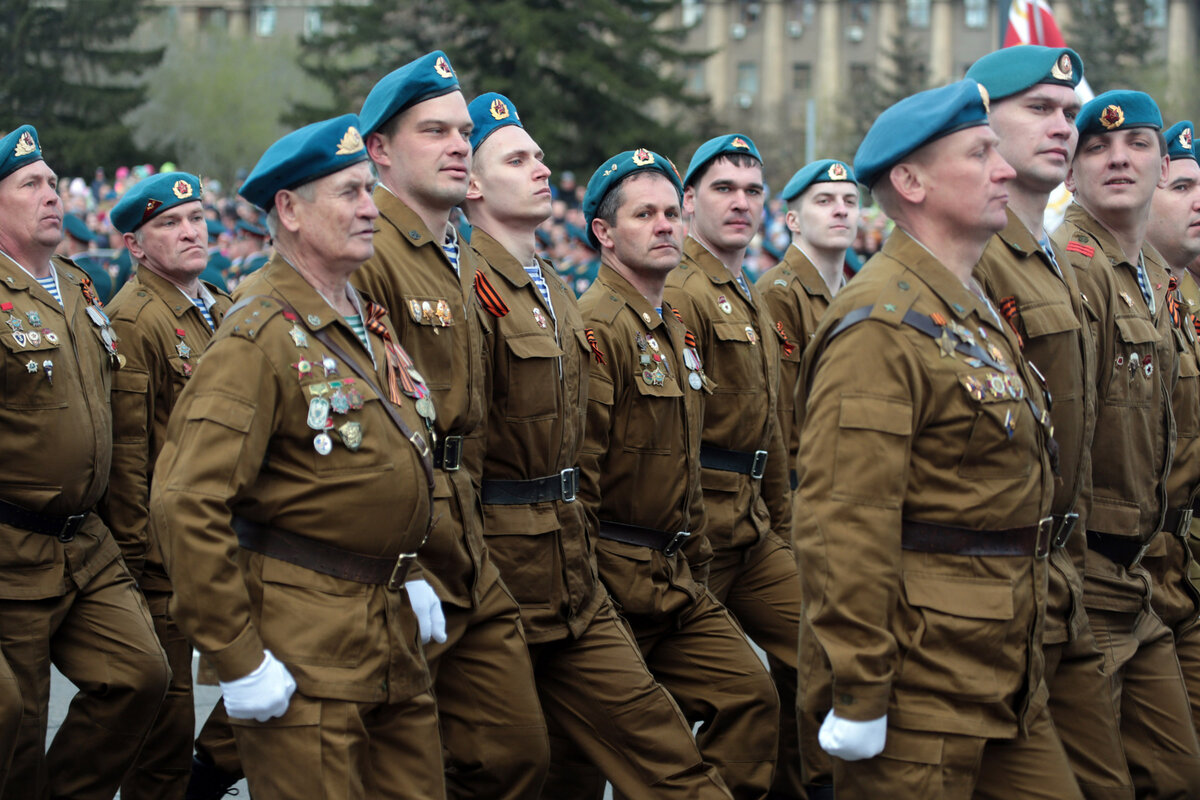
[965,46,1134,799]
[578,148,778,799]
[1055,91,1200,796]
[664,134,803,799]
[797,81,1080,797]
[102,171,234,799]
[354,52,550,799]
[0,124,170,800]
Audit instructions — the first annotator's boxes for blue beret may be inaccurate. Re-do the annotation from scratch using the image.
[965,46,1083,101]
[683,133,762,187]
[1077,90,1162,139]
[360,51,461,138]
[854,79,991,189]
[63,214,98,244]
[240,114,369,212]
[1166,121,1196,163]
[0,124,44,183]
[468,92,523,151]
[206,218,227,239]
[781,160,856,202]
[110,172,204,234]
[583,149,683,248]
[236,218,269,238]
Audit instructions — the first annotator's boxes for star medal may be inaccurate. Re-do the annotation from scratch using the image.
[289,324,309,348]
[292,359,312,380]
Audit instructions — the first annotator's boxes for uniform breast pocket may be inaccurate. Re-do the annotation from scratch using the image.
[502,332,563,422]
[1020,301,1080,344]
[620,378,684,454]
[1175,330,1200,439]
[1104,314,1160,408]
[956,378,1034,481]
[401,295,457,391]
[708,320,761,393]
[0,332,66,410]
[310,387,396,477]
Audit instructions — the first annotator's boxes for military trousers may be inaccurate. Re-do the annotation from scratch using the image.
[231,688,446,800]
[0,647,20,795]
[424,567,550,800]
[535,595,733,800]
[831,705,1083,799]
[707,531,804,799]
[0,555,170,800]
[1145,533,1200,734]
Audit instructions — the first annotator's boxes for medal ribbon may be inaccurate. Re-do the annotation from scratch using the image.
[363,300,413,405]
[1167,276,1183,329]
[473,271,510,317]
[774,320,796,357]
[584,327,606,365]
[997,296,1023,349]
[80,274,102,308]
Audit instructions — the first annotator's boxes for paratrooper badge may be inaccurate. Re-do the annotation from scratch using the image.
[1100,105,1125,130]
[335,126,364,156]
[434,56,454,79]
[173,180,193,200]
[1051,53,1073,81]
[828,162,848,181]
[141,199,163,223]
[14,131,36,157]
[632,149,654,166]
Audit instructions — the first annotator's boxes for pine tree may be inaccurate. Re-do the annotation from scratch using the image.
[845,18,929,155]
[1063,0,1160,93]
[0,0,163,176]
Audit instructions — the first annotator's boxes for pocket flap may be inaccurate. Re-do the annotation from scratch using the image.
[903,572,1014,620]
[712,320,753,343]
[1114,314,1159,345]
[1020,302,1080,338]
[633,375,683,399]
[505,332,563,359]
[113,367,149,393]
[186,392,255,432]
[838,395,913,435]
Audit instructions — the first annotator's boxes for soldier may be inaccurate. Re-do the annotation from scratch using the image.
[1143,119,1200,731]
[965,46,1134,799]
[1054,91,1200,796]
[797,80,1081,797]
[149,114,446,798]
[0,124,170,800]
[663,134,803,800]
[96,171,234,799]
[578,147,779,799]
[461,91,733,799]
[354,52,550,799]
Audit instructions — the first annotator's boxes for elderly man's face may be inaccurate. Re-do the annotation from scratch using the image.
[0,161,63,255]
[290,162,379,272]
[912,125,1016,239]
[126,200,209,282]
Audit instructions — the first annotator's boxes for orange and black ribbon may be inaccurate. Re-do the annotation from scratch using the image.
[473,271,509,317]
[774,320,796,357]
[584,327,606,365]
[364,300,418,405]
[929,312,946,327]
[80,274,102,308]
[998,295,1023,349]
[669,307,701,351]
[1167,276,1183,330]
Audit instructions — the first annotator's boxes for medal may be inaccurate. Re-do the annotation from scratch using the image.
[689,372,703,390]
[959,375,984,401]
[292,359,312,380]
[421,301,434,322]
[1005,374,1025,400]
[1120,291,1134,307]
[12,331,26,347]
[337,421,363,451]
[345,383,364,410]
[937,329,956,358]
[176,341,191,359]
[6,315,21,331]
[646,335,660,353]
[436,300,453,326]
[330,388,351,414]
[25,360,37,373]
[42,329,57,345]
[635,332,647,352]
[965,357,983,368]
[642,369,655,385]
[321,355,338,377]
[313,432,333,455]
[1003,409,1016,439]
[1143,353,1153,378]
[87,305,110,327]
[182,362,193,376]
[26,330,40,346]
[416,397,436,421]
[683,349,700,371]
[25,310,40,327]
[988,344,1005,367]
[532,308,547,328]
[42,359,52,384]
[409,299,423,321]
[745,326,758,345]
[307,396,331,430]
[289,324,309,348]
[717,295,732,314]
[308,382,330,398]
[987,373,1007,399]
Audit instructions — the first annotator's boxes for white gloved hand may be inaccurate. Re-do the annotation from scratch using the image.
[405,579,447,644]
[818,710,887,761]
[219,650,296,722]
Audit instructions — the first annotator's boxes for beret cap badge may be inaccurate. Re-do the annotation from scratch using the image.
[1050,53,1073,81]
[978,84,990,114]
[334,126,365,156]
[13,132,36,157]
[141,198,163,222]
[172,179,194,200]
[1181,128,1193,151]
[490,99,511,121]
[632,148,655,166]
[731,137,751,150]
[434,56,454,79]
[828,163,848,181]
[1100,105,1125,130]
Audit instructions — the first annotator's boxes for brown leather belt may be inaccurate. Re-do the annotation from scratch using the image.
[901,518,1053,559]
[0,497,88,542]
[1086,530,1152,568]
[700,445,768,479]
[1162,504,1197,538]
[597,521,689,556]
[233,517,416,590]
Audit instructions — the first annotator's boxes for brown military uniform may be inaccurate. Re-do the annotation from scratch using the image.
[101,266,232,799]
[796,229,1078,798]
[666,237,802,798]
[150,256,445,799]
[470,230,732,798]
[1177,272,1200,586]
[1055,203,1200,797]
[578,264,778,799]
[975,209,1132,799]
[0,254,169,800]
[352,188,548,799]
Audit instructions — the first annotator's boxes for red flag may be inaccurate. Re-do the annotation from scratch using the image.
[1003,0,1068,48]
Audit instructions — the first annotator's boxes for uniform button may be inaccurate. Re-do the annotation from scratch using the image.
[409,230,421,240]
[838,693,855,705]
[952,303,965,314]
[897,281,909,290]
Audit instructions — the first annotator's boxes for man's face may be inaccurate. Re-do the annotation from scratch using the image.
[289,162,379,272]
[371,92,473,211]
[126,201,209,283]
[468,125,553,226]
[684,157,764,254]
[1066,128,1168,217]
[595,172,684,276]
[788,182,860,254]
[1147,157,1200,268]
[988,83,1080,193]
[914,125,1016,238]
[0,161,63,255]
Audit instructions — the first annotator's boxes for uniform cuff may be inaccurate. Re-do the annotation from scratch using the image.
[208,623,267,683]
[830,682,891,721]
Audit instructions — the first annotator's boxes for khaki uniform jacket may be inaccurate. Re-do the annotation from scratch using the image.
[1179,271,1200,573]
[578,265,710,620]
[796,229,1055,739]
[353,187,489,609]
[101,267,232,588]
[151,257,434,703]
[756,244,836,487]
[0,254,122,600]
[975,208,1096,645]
[470,229,604,643]
[1054,203,1177,613]
[665,238,791,550]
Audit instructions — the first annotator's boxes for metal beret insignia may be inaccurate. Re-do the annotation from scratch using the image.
[13,132,36,157]
[828,162,848,181]
[335,126,365,156]
[490,99,510,121]
[602,162,619,177]
[172,179,193,200]
[632,148,655,166]
[434,56,454,79]
[141,198,163,222]
[1051,53,1073,81]
[1181,128,1194,151]
[978,84,990,114]
[731,137,750,149]
[1100,105,1125,130]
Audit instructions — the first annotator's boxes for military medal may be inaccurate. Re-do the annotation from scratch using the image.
[642,369,655,385]
[421,301,434,323]
[42,359,52,384]
[745,326,758,345]
[345,381,364,410]
[532,308,547,328]
[937,329,956,358]
[87,305,110,327]
[181,362,193,376]
[338,421,363,451]
[635,332,647,351]
[176,341,191,359]
[409,299,423,321]
[1115,354,1125,367]
[12,331,26,347]
[1003,409,1016,439]
[321,355,338,377]
[646,334,660,353]
[330,387,351,414]
[1120,291,1134,308]
[308,382,330,398]
[307,396,332,430]
[987,344,1005,367]
[959,375,984,401]
[100,326,118,354]
[25,360,37,373]
[42,329,57,345]
[1129,352,1140,380]
[1005,374,1025,400]
[1143,353,1153,377]
[313,432,333,455]
[987,373,1007,399]
[416,397,436,422]
[292,359,312,379]
[436,300,453,326]
[288,324,309,348]
[683,349,700,371]
[26,330,40,346]
[717,295,732,314]
[25,310,40,327]
[965,357,984,369]
[688,372,703,390]
[6,314,22,331]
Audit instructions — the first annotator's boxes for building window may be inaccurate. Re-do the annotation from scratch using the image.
[256,6,276,37]
[849,63,870,87]
[1145,0,1167,27]
[793,62,812,92]
[849,0,871,24]
[304,8,322,38]
[199,7,227,30]
[790,0,816,26]
[684,61,705,95]
[682,0,704,28]
[964,0,988,28]
[737,61,760,96]
[907,0,930,28]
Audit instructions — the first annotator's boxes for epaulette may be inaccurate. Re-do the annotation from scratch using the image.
[224,295,284,341]
[587,290,624,325]
[867,278,919,327]
[109,288,153,322]
[1062,231,1097,268]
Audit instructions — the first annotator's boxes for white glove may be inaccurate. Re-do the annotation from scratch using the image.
[818,710,887,761]
[405,579,447,644]
[219,650,296,722]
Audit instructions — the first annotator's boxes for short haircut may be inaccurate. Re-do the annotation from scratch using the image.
[595,170,674,229]
[686,153,763,190]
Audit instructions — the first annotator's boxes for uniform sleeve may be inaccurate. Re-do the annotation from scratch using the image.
[759,283,804,475]
[578,321,620,524]
[796,320,921,722]
[760,405,793,542]
[149,334,280,682]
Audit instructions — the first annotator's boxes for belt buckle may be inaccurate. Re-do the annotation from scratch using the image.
[441,435,463,472]
[1053,512,1079,548]
[1130,540,1152,569]
[750,450,769,480]
[387,552,417,591]
[409,431,430,458]
[1177,509,1194,538]
[58,513,87,543]
[663,531,689,557]
[1035,517,1053,559]
[560,468,578,503]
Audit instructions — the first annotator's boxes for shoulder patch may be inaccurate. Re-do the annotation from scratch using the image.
[1065,240,1095,258]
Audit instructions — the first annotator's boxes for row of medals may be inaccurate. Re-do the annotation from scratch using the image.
[7,304,119,383]
[941,318,1027,439]
[636,329,704,390]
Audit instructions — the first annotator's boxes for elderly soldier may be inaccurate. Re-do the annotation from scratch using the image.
[965,47,1134,799]
[578,148,778,799]
[149,115,446,799]
[354,52,549,799]
[100,171,234,799]
[1144,119,1200,731]
[463,92,733,799]
[0,125,169,800]
[797,81,1080,797]
[1055,91,1200,797]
